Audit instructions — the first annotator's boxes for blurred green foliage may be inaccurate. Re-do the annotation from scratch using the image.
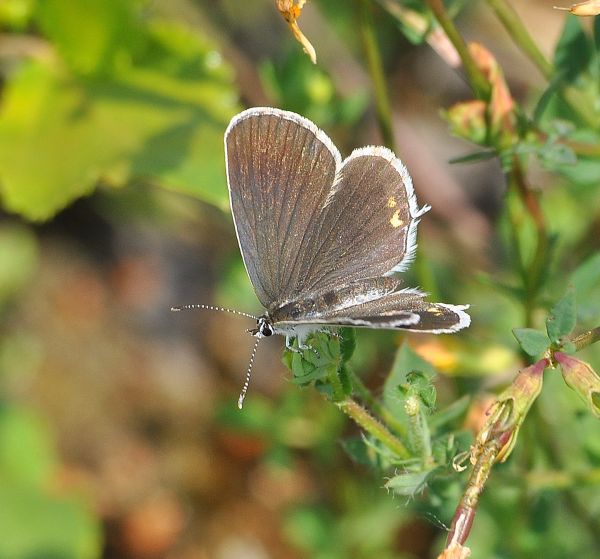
[0,0,238,220]
[0,406,100,559]
[1,1,600,558]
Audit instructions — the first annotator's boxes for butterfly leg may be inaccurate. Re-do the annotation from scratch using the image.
[317,327,341,340]
[285,336,303,353]
[285,336,320,358]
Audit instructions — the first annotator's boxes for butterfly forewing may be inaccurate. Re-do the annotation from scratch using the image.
[226,108,340,308]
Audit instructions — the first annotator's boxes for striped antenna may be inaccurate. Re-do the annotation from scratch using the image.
[238,336,261,409]
[171,304,258,320]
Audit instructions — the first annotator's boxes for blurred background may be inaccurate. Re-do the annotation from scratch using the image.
[1,0,600,558]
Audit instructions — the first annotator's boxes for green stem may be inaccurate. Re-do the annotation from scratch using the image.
[485,0,552,80]
[407,401,433,465]
[327,364,347,402]
[570,326,600,352]
[512,158,548,295]
[485,0,596,128]
[507,157,548,327]
[357,0,396,152]
[505,187,529,321]
[349,370,408,438]
[424,0,491,99]
[337,398,411,459]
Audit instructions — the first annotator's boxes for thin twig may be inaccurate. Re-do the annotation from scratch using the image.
[446,441,501,547]
[485,0,553,80]
[570,326,600,352]
[424,0,491,99]
[357,0,396,152]
[485,0,597,128]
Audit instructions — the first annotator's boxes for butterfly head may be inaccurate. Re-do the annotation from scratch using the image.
[248,315,274,338]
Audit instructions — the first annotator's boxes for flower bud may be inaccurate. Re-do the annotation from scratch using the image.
[555,352,600,418]
[554,1,600,16]
[475,359,547,463]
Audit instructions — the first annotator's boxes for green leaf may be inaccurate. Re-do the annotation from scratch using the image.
[380,1,434,45]
[35,0,139,76]
[539,126,600,185]
[431,432,469,466]
[448,149,497,165]
[259,48,367,129]
[341,437,386,469]
[0,406,101,558]
[554,15,592,83]
[0,0,34,29]
[594,16,600,76]
[0,486,101,559]
[385,468,435,497]
[429,395,471,430]
[399,371,436,412]
[533,75,564,123]
[546,288,577,343]
[512,328,551,357]
[476,272,525,300]
[339,327,356,363]
[0,21,237,221]
[560,340,577,354]
[286,333,345,389]
[0,406,55,487]
[537,141,577,166]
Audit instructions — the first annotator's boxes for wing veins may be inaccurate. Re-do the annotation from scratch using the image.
[303,158,386,292]
[276,123,313,297]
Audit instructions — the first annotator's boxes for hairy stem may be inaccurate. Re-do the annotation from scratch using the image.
[349,370,408,438]
[337,398,411,459]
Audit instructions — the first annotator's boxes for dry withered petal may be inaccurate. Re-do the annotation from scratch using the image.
[276,0,317,64]
[554,1,600,15]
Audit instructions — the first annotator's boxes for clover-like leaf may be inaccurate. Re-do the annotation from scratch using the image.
[512,328,551,357]
[546,287,577,343]
[385,468,436,497]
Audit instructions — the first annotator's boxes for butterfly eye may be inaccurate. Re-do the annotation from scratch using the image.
[259,321,273,336]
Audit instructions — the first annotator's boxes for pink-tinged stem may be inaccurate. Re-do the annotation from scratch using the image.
[446,441,501,546]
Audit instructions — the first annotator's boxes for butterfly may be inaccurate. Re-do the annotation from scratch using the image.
[174,107,470,407]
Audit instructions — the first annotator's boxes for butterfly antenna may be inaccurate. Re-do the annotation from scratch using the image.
[238,336,260,409]
[171,304,257,320]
